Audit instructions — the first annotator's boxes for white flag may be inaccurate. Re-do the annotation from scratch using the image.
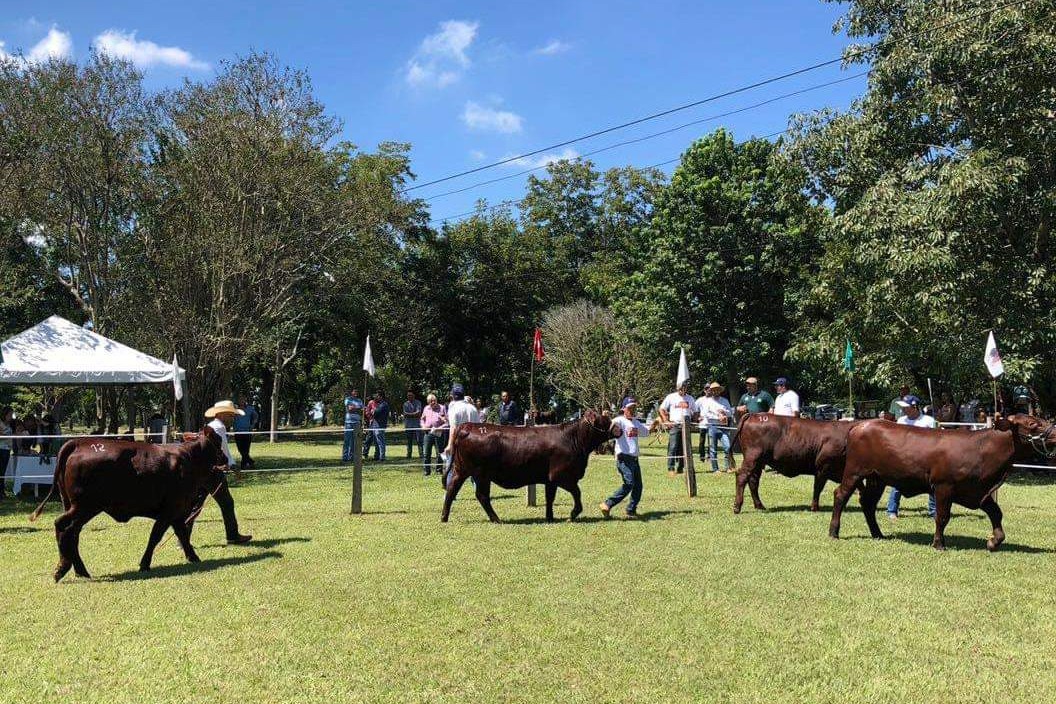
[172,354,184,401]
[363,336,376,377]
[676,347,690,388]
[984,330,1004,378]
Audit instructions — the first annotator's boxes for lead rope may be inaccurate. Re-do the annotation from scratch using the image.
[157,479,225,551]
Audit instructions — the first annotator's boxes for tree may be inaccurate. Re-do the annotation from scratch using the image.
[541,300,666,410]
[614,129,821,399]
[784,0,1056,404]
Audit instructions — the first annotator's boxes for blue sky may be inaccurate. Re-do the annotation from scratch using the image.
[2,1,866,224]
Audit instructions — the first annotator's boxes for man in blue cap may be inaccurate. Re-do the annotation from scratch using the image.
[442,383,479,487]
[600,397,649,519]
[887,395,937,519]
[773,377,800,417]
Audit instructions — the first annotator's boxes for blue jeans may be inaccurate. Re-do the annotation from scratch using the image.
[342,422,360,462]
[708,423,732,473]
[363,422,386,460]
[887,487,936,517]
[606,454,643,514]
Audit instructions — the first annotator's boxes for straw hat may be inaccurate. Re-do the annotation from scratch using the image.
[707,381,725,393]
[204,400,244,418]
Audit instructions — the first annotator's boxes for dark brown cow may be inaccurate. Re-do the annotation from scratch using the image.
[29,428,227,581]
[442,410,615,523]
[829,414,1055,550]
[732,414,859,514]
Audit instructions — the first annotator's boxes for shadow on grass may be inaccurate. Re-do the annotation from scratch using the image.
[105,550,283,582]
[0,525,43,535]
[497,509,695,525]
[848,531,1054,554]
[197,536,311,549]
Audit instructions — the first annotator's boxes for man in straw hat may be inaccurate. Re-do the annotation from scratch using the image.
[695,382,736,474]
[204,400,253,544]
[600,397,649,519]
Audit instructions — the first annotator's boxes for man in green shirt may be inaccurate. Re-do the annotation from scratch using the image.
[736,377,774,416]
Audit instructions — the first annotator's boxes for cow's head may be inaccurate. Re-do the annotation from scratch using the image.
[996,413,1056,458]
[580,409,615,439]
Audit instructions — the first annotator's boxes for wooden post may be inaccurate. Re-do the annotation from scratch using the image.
[351,427,363,514]
[527,484,537,506]
[681,421,697,497]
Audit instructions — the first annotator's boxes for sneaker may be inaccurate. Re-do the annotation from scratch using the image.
[599,502,611,518]
[625,512,639,519]
[226,534,252,545]
[887,513,898,521]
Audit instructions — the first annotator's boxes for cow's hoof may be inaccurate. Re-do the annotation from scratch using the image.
[754,504,766,511]
[987,530,1005,552]
[810,504,820,513]
[732,507,742,515]
[187,554,201,563]
[932,542,946,551]
[139,563,152,572]
[74,569,91,579]
[871,533,885,540]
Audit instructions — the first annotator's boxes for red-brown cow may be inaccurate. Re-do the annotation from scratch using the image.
[442,411,615,523]
[732,414,859,514]
[829,414,1055,550]
[29,428,227,581]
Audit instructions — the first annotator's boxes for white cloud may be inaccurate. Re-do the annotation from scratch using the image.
[469,149,486,161]
[504,148,579,169]
[534,39,571,56]
[404,19,478,89]
[93,30,209,71]
[462,101,523,134]
[0,25,73,67]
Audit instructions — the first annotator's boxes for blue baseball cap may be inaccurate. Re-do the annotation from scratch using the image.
[450,383,465,399]
[774,377,789,387]
[621,397,637,409]
[897,395,921,408]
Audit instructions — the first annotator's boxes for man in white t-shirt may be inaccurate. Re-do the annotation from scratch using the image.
[887,395,937,519]
[695,382,735,474]
[443,383,480,488]
[600,397,649,518]
[203,400,252,544]
[773,377,801,417]
[659,382,695,475]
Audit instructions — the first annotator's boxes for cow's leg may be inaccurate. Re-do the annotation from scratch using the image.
[474,479,500,523]
[53,507,78,582]
[59,509,98,580]
[441,472,468,522]
[811,473,827,512]
[566,483,583,521]
[858,479,885,540]
[172,520,201,563]
[735,450,765,513]
[139,520,171,571]
[544,482,557,522]
[828,475,862,540]
[931,486,954,551]
[980,495,1005,552]
[747,462,765,511]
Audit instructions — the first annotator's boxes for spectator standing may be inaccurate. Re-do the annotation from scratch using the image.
[363,392,390,461]
[498,391,520,426]
[887,395,937,519]
[420,394,447,477]
[659,383,695,476]
[696,382,736,474]
[888,384,911,421]
[736,376,774,416]
[600,397,649,519]
[203,400,252,544]
[233,396,259,477]
[442,383,480,487]
[341,388,364,463]
[773,378,801,417]
[147,410,168,444]
[403,391,423,459]
[0,407,12,499]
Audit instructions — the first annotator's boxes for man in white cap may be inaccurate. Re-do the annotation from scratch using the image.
[695,382,735,474]
[600,397,649,518]
[659,382,695,476]
[204,400,252,544]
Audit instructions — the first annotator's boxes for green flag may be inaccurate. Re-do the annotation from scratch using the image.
[843,340,854,372]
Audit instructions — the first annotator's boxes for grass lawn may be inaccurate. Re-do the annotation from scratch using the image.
[2,435,1056,703]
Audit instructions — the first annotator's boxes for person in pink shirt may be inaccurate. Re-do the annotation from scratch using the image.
[419,394,448,477]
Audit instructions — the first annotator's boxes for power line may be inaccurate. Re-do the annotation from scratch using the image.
[402,0,1034,194]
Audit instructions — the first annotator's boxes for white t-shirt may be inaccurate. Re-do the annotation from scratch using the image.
[774,390,801,417]
[208,418,234,467]
[898,413,936,429]
[612,415,649,456]
[660,392,695,424]
[695,396,733,427]
[447,399,480,435]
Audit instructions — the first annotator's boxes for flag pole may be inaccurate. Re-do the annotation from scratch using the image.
[848,372,854,420]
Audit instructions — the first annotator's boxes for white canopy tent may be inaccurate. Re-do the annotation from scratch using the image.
[0,315,187,428]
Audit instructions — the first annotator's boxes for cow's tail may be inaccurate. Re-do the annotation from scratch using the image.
[730,414,752,453]
[29,440,72,522]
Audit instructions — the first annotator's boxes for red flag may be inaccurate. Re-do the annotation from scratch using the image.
[533,328,545,362]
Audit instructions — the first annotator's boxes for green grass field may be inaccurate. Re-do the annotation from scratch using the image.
[2,436,1056,703]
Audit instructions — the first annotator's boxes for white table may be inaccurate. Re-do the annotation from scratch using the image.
[11,454,55,497]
